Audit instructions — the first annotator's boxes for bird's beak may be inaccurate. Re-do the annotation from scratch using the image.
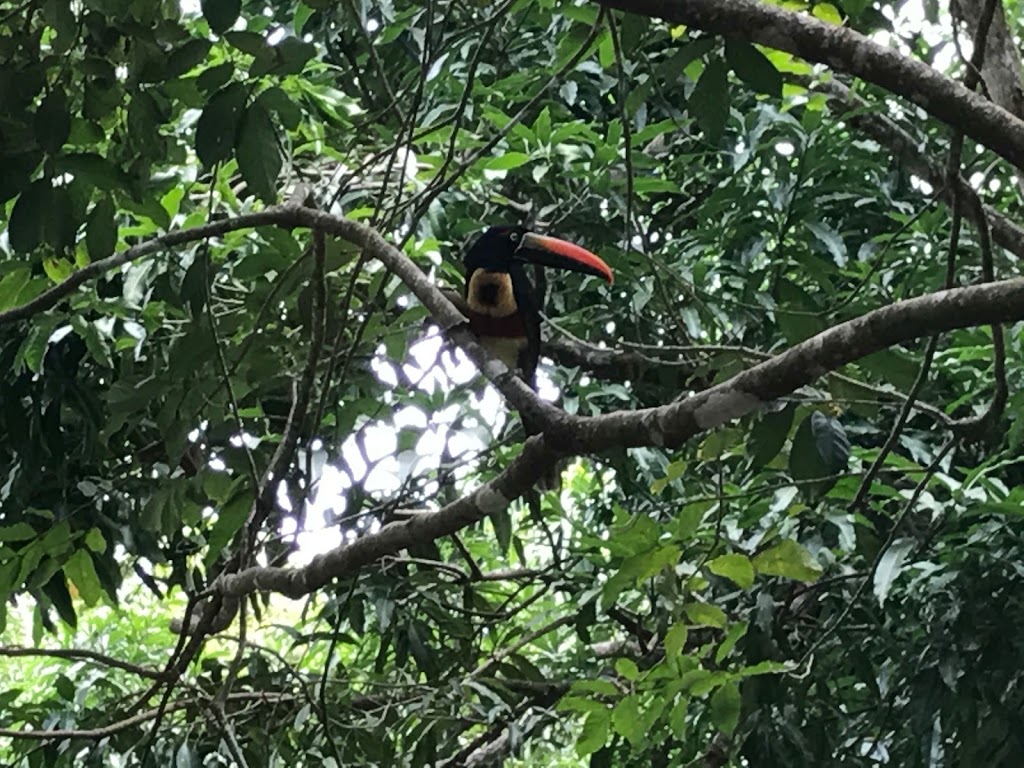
[516,233,614,284]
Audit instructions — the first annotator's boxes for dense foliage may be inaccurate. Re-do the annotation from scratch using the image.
[1,0,1023,765]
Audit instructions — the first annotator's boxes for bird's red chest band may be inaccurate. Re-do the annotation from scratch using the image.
[466,309,527,339]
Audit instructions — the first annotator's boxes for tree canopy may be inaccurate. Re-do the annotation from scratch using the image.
[2,0,1024,765]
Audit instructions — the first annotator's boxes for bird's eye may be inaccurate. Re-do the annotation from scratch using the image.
[508,231,520,243]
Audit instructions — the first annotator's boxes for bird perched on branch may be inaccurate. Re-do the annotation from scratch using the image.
[444,225,613,490]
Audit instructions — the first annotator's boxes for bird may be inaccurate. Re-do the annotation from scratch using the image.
[446,224,614,490]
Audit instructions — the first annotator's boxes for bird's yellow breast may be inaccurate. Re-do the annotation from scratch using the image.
[467,270,518,317]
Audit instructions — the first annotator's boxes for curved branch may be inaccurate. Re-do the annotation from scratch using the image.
[7,202,1021,603]
[596,0,1024,170]
[215,275,1024,600]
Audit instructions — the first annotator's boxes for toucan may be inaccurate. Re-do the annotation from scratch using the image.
[447,225,614,489]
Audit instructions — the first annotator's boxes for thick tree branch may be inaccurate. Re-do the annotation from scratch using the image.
[596,0,1024,170]
[952,0,1024,121]
[215,274,1024,600]
[7,203,1022,603]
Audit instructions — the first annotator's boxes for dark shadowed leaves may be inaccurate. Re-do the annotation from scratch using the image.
[195,82,248,167]
[236,102,281,203]
[689,57,730,145]
[202,0,241,34]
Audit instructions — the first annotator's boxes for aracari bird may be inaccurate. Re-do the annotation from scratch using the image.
[448,225,614,489]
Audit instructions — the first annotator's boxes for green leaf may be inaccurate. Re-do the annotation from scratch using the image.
[807,220,848,266]
[576,708,610,757]
[715,621,748,664]
[689,56,729,145]
[257,86,302,131]
[167,39,213,78]
[611,694,644,745]
[752,540,822,582]
[86,196,118,261]
[534,106,551,145]
[707,553,754,589]
[35,87,71,153]
[236,102,281,203]
[9,180,52,253]
[0,523,37,542]
[490,508,512,556]
[810,411,850,472]
[195,82,248,167]
[55,153,127,191]
[615,657,639,681]
[0,269,32,311]
[84,528,107,553]
[685,602,727,628]
[725,40,782,98]
[709,681,741,735]
[202,0,241,33]
[204,492,252,568]
[197,62,236,93]
[873,538,913,606]
[20,316,62,374]
[64,550,102,606]
[42,257,74,284]
[484,152,532,171]
[664,622,689,659]
[273,37,317,75]
[789,414,833,496]
[812,2,844,24]
[747,404,795,469]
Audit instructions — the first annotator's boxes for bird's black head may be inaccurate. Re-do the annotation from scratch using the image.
[463,225,526,274]
[462,225,614,283]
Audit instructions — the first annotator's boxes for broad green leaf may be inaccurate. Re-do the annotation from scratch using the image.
[0,269,32,311]
[747,404,795,469]
[195,82,248,167]
[483,152,532,171]
[42,257,74,284]
[811,411,850,472]
[611,694,644,745]
[86,196,118,261]
[64,550,102,606]
[685,602,727,628]
[204,492,253,568]
[576,708,610,757]
[490,508,512,556]
[807,221,848,266]
[813,3,844,24]
[615,658,639,681]
[84,528,107,553]
[707,553,755,589]
[0,523,37,542]
[236,102,282,203]
[724,40,782,98]
[789,415,835,499]
[689,56,729,145]
[167,39,213,77]
[257,86,303,131]
[873,538,914,606]
[665,622,689,659]
[752,540,822,582]
[35,87,71,153]
[715,621,748,664]
[202,0,241,33]
[9,180,53,253]
[709,681,741,735]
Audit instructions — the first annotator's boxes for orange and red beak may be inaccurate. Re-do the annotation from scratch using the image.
[515,232,614,285]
